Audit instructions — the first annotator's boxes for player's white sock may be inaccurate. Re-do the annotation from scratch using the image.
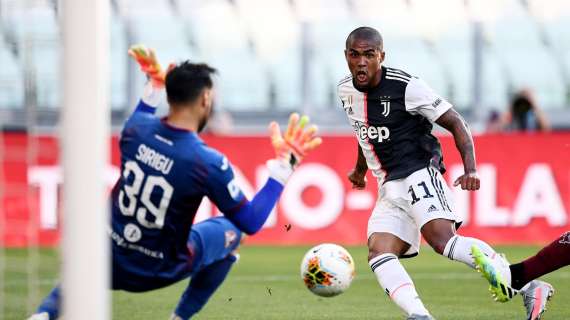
[443,235,496,269]
[369,253,430,316]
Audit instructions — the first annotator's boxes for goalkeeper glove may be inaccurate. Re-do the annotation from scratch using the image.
[267,113,322,185]
[128,44,172,88]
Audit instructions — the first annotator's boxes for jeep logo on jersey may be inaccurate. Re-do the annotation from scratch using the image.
[354,122,390,143]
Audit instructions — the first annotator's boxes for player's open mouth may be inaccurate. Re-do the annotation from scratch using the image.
[356,71,367,83]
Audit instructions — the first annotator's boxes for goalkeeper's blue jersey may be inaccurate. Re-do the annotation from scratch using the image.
[110,107,246,289]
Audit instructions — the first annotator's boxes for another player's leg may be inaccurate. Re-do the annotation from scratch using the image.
[471,247,555,320]
[519,280,554,320]
[368,232,432,319]
[510,231,570,290]
[27,286,61,320]
[171,217,242,320]
[472,232,569,319]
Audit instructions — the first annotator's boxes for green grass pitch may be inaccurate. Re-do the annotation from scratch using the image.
[4,245,570,319]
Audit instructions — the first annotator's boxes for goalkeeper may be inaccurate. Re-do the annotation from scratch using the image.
[29,46,322,320]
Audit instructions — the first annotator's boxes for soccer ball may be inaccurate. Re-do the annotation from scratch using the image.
[300,243,355,297]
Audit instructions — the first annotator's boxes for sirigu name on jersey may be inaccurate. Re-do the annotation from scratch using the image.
[135,144,174,174]
[353,121,390,143]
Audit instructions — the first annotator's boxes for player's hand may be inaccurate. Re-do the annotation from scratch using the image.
[269,113,322,168]
[453,171,480,190]
[348,169,367,189]
[128,44,173,88]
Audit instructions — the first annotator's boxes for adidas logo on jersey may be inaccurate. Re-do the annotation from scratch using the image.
[432,98,443,108]
[355,122,390,143]
[427,205,438,213]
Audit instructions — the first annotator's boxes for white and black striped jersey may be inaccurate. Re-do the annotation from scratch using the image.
[338,66,452,184]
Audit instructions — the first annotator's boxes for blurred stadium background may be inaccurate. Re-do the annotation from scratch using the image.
[1,0,570,319]
[1,0,570,129]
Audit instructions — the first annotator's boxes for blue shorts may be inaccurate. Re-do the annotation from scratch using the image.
[188,217,242,274]
[112,217,242,292]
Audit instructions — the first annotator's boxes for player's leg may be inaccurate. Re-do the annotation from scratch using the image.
[367,198,432,318]
[509,231,570,290]
[411,168,499,269]
[28,286,61,320]
[171,217,242,320]
[421,218,497,269]
[410,167,514,302]
[471,242,558,320]
[368,233,431,318]
[487,231,567,320]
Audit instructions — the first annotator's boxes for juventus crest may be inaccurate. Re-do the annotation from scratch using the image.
[380,97,391,117]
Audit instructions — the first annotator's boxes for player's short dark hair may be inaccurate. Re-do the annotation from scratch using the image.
[165,61,217,106]
[346,27,383,50]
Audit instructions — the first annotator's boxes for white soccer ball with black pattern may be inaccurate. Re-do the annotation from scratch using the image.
[300,243,355,297]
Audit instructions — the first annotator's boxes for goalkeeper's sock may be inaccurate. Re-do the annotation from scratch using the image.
[36,286,61,319]
[369,254,430,317]
[173,254,237,319]
[443,235,498,269]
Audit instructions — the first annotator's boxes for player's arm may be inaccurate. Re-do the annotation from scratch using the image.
[348,143,367,189]
[208,113,322,235]
[127,45,171,115]
[435,109,479,190]
[404,77,479,191]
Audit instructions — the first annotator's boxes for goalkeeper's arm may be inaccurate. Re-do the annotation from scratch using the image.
[223,113,322,235]
[133,81,163,114]
[128,44,168,115]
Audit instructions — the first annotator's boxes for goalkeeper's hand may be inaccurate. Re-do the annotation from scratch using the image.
[266,113,322,184]
[128,44,172,88]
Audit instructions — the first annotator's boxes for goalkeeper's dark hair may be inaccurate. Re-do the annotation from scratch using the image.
[165,61,217,106]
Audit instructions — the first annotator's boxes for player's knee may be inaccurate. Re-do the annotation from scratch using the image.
[367,244,397,261]
[425,235,453,255]
[421,219,455,255]
[367,233,410,260]
[429,239,448,255]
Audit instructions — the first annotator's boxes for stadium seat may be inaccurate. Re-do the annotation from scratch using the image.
[186,0,269,110]
[431,19,472,108]
[481,48,509,109]
[485,0,566,108]
[111,14,128,110]
[4,1,60,108]
[128,18,193,65]
[265,44,302,110]
[116,0,172,17]
[34,45,60,109]
[187,0,247,56]
[291,0,351,21]
[409,0,469,41]
[352,0,410,28]
[287,0,353,110]
[0,44,25,109]
[208,50,270,111]
[234,0,298,65]
[527,0,570,51]
[309,19,361,109]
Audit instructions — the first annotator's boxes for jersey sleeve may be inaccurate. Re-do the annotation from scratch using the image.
[122,82,164,133]
[202,150,247,214]
[404,77,452,122]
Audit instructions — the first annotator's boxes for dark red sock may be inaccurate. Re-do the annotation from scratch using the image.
[510,231,570,290]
